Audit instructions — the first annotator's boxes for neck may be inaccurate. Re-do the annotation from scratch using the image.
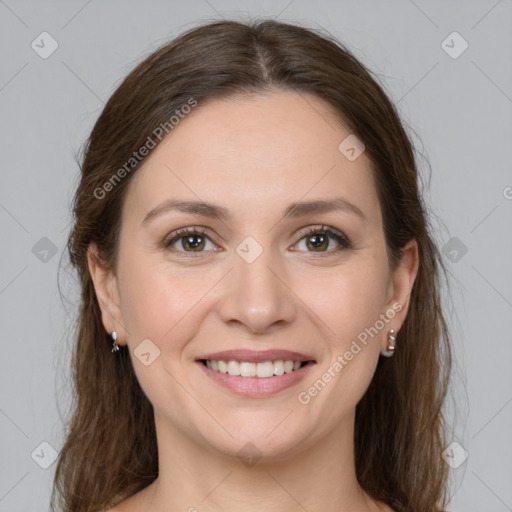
[141,411,382,512]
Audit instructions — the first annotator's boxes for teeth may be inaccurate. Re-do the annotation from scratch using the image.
[255,361,273,378]
[205,359,306,377]
[273,360,284,375]
[240,361,256,377]
[228,360,241,375]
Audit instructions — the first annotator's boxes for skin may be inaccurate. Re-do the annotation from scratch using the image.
[89,90,418,512]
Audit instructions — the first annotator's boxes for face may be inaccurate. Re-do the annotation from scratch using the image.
[89,90,418,461]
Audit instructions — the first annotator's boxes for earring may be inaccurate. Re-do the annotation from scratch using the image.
[111,331,120,353]
[380,329,396,358]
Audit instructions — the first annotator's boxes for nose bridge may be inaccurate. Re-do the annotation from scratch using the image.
[236,235,280,294]
[217,234,296,332]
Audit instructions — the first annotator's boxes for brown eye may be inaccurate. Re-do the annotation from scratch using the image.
[180,234,206,251]
[164,228,216,253]
[294,226,352,254]
[305,233,329,251]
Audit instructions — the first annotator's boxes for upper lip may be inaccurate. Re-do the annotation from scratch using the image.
[197,349,316,363]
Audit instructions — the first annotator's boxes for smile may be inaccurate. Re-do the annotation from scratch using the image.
[201,359,307,377]
[196,359,316,397]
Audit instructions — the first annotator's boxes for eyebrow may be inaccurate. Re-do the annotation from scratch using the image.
[141,197,367,225]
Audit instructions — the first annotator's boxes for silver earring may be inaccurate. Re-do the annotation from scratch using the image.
[380,329,396,357]
[111,331,120,353]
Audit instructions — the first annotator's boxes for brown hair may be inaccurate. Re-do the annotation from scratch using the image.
[52,19,452,512]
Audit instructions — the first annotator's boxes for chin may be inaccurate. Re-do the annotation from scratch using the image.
[195,416,315,465]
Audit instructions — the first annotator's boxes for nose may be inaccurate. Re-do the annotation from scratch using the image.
[216,239,297,334]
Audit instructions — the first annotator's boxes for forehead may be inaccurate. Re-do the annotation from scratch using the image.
[123,90,380,226]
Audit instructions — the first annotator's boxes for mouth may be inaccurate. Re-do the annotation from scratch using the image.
[197,358,313,377]
[195,349,316,397]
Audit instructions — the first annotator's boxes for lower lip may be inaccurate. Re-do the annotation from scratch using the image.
[196,361,315,398]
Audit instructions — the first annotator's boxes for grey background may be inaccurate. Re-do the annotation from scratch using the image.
[0,0,511,510]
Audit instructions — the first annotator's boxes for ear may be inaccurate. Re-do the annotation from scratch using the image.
[383,239,419,341]
[87,243,127,346]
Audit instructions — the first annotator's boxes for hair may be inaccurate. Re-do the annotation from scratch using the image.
[52,18,453,512]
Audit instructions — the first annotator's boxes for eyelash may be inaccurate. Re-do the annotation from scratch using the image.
[163,225,352,257]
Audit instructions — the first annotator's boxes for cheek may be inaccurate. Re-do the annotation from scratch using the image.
[117,258,210,401]
[298,256,389,345]
[294,254,388,403]
[119,265,174,340]
[118,253,216,346]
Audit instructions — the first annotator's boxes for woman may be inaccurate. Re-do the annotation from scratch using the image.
[52,19,452,512]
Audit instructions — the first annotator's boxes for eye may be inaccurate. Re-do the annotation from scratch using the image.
[163,225,352,257]
[292,225,352,254]
[163,227,218,254]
